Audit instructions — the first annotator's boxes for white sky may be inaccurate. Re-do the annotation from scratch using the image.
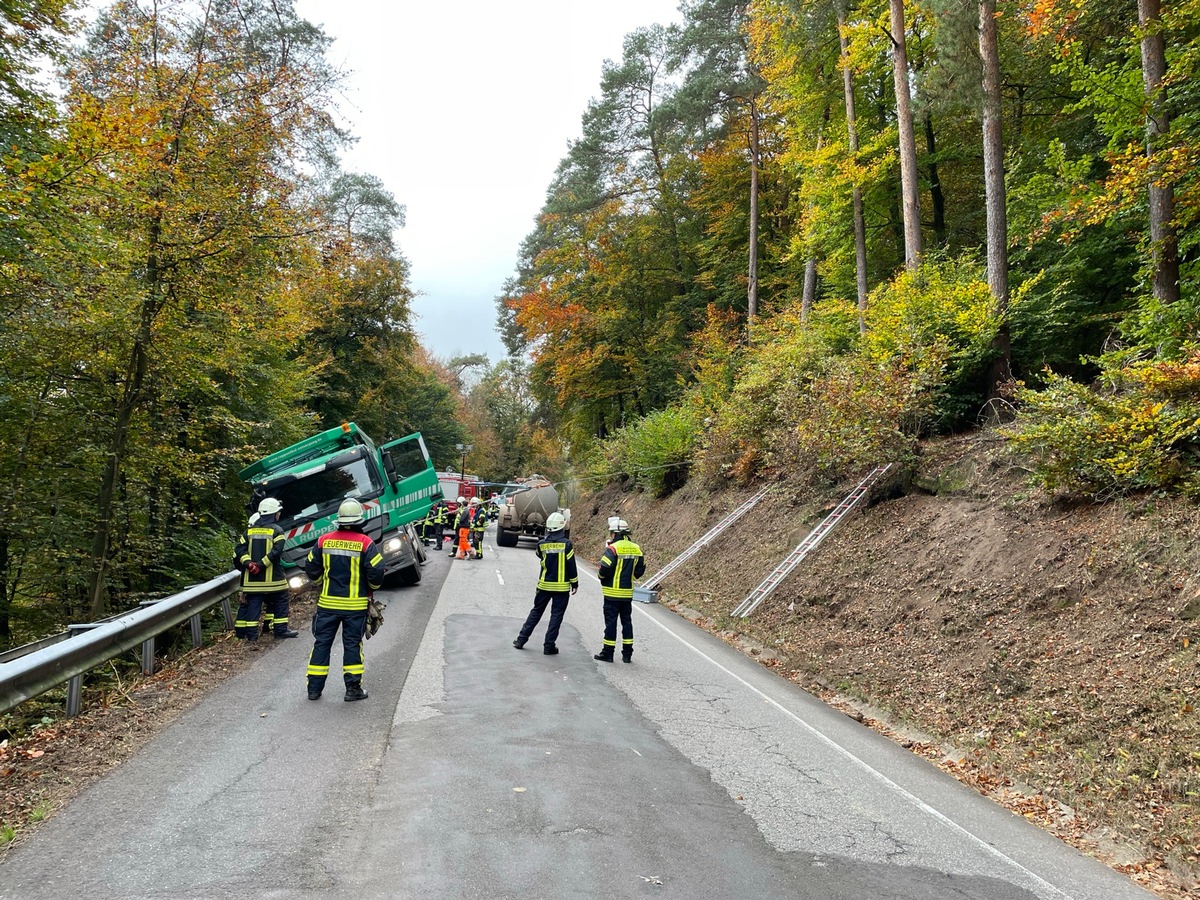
[292,0,684,364]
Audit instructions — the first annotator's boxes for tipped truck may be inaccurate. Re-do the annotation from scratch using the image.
[239,423,442,587]
[494,477,570,547]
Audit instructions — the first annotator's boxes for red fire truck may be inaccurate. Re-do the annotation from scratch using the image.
[436,471,483,514]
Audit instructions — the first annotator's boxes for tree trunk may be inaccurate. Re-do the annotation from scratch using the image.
[1139,0,1179,305]
[839,6,869,333]
[88,216,164,618]
[980,0,1012,394]
[0,529,10,647]
[748,98,760,330]
[923,113,946,245]
[980,0,1009,313]
[890,0,922,269]
[802,257,818,321]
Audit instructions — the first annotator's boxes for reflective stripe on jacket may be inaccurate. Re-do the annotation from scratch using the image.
[236,521,288,592]
[536,532,578,592]
[597,538,645,599]
[304,529,384,611]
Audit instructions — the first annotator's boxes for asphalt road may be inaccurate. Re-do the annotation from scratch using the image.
[0,530,1156,900]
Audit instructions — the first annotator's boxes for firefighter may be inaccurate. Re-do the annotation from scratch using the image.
[421,503,437,546]
[234,497,298,647]
[434,499,450,549]
[593,517,646,663]
[469,496,487,559]
[303,498,384,702]
[451,496,471,558]
[513,512,577,654]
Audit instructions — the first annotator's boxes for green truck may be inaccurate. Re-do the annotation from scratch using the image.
[239,423,442,588]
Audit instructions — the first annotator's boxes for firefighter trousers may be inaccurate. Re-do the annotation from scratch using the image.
[307,606,368,692]
[259,589,290,636]
[517,589,570,649]
[601,599,634,658]
[235,592,265,641]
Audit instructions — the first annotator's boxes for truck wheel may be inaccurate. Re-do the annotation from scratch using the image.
[395,562,422,586]
[496,527,519,548]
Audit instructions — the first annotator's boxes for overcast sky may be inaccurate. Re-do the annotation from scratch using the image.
[290,0,683,364]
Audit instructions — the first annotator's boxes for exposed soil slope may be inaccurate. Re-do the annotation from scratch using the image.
[570,432,1200,900]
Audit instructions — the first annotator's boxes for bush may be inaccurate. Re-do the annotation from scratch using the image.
[594,405,704,497]
[699,302,934,484]
[1005,350,1200,498]
[862,256,1004,429]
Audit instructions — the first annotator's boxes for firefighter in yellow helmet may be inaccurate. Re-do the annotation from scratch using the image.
[303,499,384,701]
[594,517,645,663]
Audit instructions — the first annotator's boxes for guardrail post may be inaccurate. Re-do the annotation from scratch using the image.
[66,674,83,717]
[189,613,203,649]
[139,599,162,675]
[221,596,235,630]
[65,624,101,717]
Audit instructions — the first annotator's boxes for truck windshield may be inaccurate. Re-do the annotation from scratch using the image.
[272,455,378,522]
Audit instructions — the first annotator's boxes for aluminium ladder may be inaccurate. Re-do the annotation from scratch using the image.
[642,485,773,591]
[730,463,893,619]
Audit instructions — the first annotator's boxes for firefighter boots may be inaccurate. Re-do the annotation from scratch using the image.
[593,650,614,662]
[344,683,368,702]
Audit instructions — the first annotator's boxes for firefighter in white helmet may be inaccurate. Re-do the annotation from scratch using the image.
[234,497,297,647]
[594,517,645,663]
[451,496,471,558]
[513,511,577,654]
[468,496,487,559]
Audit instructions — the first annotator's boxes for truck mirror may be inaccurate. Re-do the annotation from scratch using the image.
[382,451,399,486]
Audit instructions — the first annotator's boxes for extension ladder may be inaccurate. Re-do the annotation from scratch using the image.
[730,463,893,618]
[642,485,772,591]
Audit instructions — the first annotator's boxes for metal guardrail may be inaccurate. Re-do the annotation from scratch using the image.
[0,571,241,717]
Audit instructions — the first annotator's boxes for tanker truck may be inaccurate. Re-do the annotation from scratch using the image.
[494,476,570,547]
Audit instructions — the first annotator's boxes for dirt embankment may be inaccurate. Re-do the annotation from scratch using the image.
[571,432,1200,900]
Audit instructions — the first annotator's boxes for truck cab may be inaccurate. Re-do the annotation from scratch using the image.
[240,423,442,587]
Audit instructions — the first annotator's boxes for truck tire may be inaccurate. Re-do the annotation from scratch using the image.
[395,561,422,586]
[496,527,519,548]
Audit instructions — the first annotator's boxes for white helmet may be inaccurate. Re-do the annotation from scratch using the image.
[546,512,566,531]
[469,497,480,506]
[337,498,365,525]
[258,497,282,517]
[607,515,630,533]
[457,496,466,505]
